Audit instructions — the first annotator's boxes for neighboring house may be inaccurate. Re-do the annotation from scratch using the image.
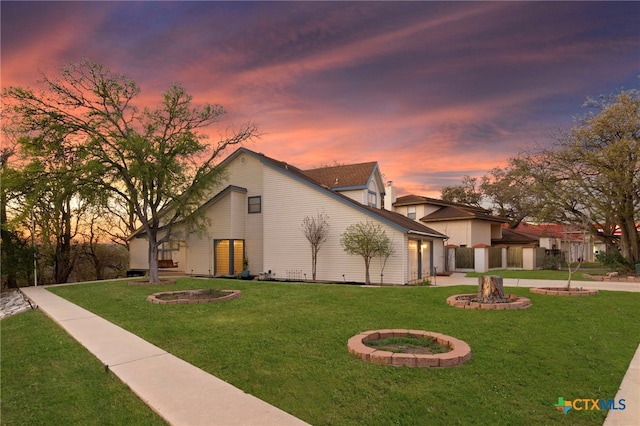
[390,193,507,248]
[501,223,594,262]
[493,226,539,247]
[128,148,447,285]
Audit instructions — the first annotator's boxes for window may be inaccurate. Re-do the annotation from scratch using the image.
[407,206,416,220]
[248,196,261,213]
[214,239,245,275]
[368,191,377,207]
[157,241,179,260]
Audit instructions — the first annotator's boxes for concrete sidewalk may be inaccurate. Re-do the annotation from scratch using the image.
[604,343,640,425]
[20,286,308,426]
[433,272,640,292]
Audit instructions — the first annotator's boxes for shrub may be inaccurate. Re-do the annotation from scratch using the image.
[596,250,628,270]
[541,254,561,270]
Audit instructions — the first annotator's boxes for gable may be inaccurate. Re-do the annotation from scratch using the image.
[393,194,507,224]
[420,206,507,223]
[227,148,445,239]
[303,162,379,190]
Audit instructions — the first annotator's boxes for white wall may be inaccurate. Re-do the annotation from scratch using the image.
[470,221,492,246]
[181,153,265,276]
[129,238,148,269]
[262,166,408,284]
[432,239,445,274]
[427,221,471,247]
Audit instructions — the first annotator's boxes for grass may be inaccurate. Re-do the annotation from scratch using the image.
[465,268,608,281]
[37,277,639,425]
[0,309,166,425]
[364,336,449,354]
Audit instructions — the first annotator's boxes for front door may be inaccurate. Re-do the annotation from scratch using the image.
[214,239,244,275]
[408,239,431,283]
[408,240,419,283]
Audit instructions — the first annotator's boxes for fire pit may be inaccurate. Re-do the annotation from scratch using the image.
[348,329,471,367]
[147,289,241,304]
[446,275,531,309]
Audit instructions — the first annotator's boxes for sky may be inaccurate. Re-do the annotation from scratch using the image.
[2,1,639,197]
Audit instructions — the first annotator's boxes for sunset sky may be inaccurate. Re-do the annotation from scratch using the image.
[2,1,638,196]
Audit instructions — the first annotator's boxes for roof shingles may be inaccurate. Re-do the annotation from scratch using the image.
[303,162,378,189]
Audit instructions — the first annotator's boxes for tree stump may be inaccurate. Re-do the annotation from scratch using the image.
[478,275,505,302]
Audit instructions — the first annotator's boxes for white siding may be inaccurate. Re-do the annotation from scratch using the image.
[428,221,472,247]
[182,153,265,275]
[262,167,408,284]
[432,239,445,274]
[185,232,214,276]
[337,188,367,205]
[223,154,264,273]
[129,238,148,269]
[470,221,492,246]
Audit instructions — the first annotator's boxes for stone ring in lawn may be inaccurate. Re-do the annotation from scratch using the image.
[348,329,471,367]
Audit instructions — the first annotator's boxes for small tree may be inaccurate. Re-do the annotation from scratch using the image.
[562,222,589,290]
[340,221,393,285]
[301,213,330,280]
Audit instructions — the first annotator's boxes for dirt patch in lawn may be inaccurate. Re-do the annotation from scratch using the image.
[147,289,241,304]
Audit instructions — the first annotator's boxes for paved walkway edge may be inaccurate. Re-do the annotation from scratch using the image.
[604,343,640,425]
[21,286,309,426]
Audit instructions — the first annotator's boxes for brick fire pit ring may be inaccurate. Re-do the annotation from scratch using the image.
[147,289,241,304]
[348,329,471,367]
[530,287,598,296]
[446,294,531,309]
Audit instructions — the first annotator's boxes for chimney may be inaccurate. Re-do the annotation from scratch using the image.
[384,180,396,211]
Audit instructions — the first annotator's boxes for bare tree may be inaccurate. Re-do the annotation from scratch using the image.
[301,213,330,280]
[561,220,591,290]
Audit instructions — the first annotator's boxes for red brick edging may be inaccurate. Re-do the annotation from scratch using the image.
[446,294,531,309]
[147,289,242,304]
[530,287,598,296]
[347,329,472,367]
[582,274,640,282]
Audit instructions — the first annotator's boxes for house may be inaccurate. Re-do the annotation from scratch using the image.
[389,193,508,272]
[500,223,594,263]
[390,193,507,248]
[128,148,447,285]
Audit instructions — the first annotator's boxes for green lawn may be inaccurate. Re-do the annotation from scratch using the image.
[36,278,639,425]
[0,309,166,425]
[466,268,608,281]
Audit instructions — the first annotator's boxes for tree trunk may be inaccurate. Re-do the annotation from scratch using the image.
[1,189,18,289]
[311,247,318,280]
[148,236,160,284]
[364,257,371,285]
[478,275,505,302]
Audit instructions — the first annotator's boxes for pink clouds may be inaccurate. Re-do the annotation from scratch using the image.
[2,1,638,199]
